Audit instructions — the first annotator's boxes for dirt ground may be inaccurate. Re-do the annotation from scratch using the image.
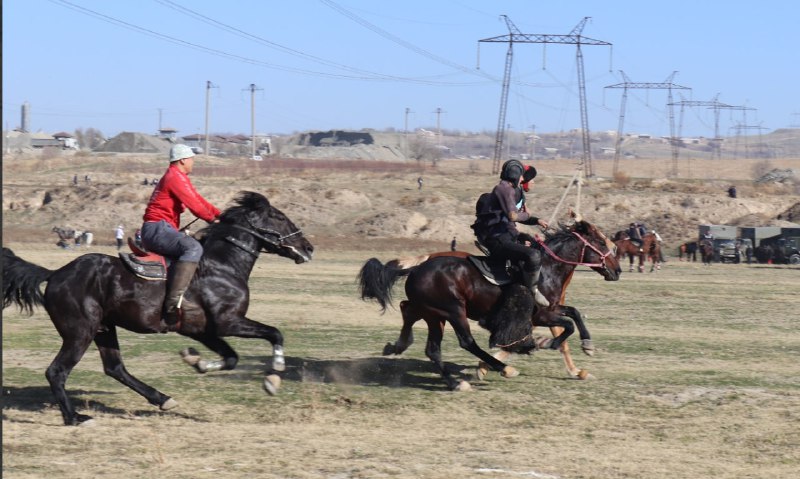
[2,153,800,478]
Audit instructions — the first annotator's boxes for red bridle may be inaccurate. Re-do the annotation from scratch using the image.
[536,231,613,269]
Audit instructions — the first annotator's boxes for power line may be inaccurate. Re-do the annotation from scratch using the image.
[47,0,478,86]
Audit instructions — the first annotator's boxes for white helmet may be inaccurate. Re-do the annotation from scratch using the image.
[169,144,195,162]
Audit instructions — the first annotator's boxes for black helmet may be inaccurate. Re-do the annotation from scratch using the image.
[500,159,524,186]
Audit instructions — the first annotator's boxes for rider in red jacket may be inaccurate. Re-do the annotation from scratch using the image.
[140,144,220,329]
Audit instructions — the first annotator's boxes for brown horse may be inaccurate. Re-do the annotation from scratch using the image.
[699,239,714,265]
[358,220,621,390]
[614,232,660,273]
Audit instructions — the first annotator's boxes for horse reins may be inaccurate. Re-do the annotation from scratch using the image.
[225,223,302,257]
[536,232,612,269]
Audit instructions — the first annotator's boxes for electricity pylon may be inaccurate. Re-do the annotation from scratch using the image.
[479,16,611,177]
[668,94,728,160]
[604,71,690,176]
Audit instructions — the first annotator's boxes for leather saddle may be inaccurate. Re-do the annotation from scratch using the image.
[467,255,514,286]
[118,237,167,281]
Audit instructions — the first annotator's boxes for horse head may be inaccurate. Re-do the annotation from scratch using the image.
[571,220,622,281]
[211,191,314,264]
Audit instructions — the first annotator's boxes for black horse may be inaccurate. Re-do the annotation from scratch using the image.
[358,220,621,390]
[3,192,314,426]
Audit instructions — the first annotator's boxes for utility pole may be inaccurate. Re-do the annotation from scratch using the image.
[244,83,263,160]
[434,107,444,148]
[479,16,611,177]
[158,108,163,132]
[404,107,413,159]
[604,71,690,177]
[529,124,536,161]
[204,81,218,157]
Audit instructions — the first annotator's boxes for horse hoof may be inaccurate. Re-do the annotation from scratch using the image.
[160,398,179,411]
[382,343,396,356]
[454,380,472,392]
[501,366,519,378]
[577,369,591,380]
[263,374,281,396]
[476,362,489,381]
[581,339,596,356]
[77,418,96,427]
[196,359,223,373]
[180,348,201,366]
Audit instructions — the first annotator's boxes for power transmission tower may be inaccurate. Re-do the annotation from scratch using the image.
[204,80,218,157]
[719,104,757,158]
[668,93,727,160]
[244,83,263,160]
[479,16,611,177]
[604,71,690,177]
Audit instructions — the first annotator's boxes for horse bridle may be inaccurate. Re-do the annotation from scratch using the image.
[225,220,302,257]
[537,231,614,271]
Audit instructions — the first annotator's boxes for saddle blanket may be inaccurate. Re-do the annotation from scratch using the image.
[119,252,167,281]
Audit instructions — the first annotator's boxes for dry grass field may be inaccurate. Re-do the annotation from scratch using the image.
[3,244,800,479]
[3,154,800,478]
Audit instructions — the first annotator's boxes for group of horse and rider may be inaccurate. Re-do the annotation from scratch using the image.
[5,147,623,424]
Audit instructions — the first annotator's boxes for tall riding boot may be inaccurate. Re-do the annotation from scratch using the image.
[524,267,550,308]
[164,261,201,328]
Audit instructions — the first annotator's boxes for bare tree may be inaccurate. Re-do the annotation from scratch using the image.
[74,128,106,150]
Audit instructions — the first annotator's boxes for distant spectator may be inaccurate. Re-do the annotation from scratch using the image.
[745,244,753,264]
[73,174,78,186]
[417,176,423,190]
[143,178,150,186]
[450,236,457,252]
[728,185,737,198]
[84,174,91,183]
[115,224,125,250]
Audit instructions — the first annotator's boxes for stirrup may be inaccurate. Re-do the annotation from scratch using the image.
[533,287,550,308]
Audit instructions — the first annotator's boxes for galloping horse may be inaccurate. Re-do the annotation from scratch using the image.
[358,220,621,390]
[699,239,714,265]
[3,192,314,426]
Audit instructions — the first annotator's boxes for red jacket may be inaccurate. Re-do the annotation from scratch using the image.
[143,164,220,229]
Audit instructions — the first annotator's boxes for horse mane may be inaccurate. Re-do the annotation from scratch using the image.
[197,191,271,243]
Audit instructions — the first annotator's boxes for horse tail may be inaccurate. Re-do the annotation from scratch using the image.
[357,257,413,313]
[3,247,53,315]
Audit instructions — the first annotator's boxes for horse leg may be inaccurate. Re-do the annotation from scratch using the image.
[94,327,177,411]
[422,318,467,391]
[627,254,635,273]
[560,305,594,355]
[206,316,285,372]
[477,350,511,381]
[45,333,96,426]
[384,300,419,355]
[181,334,240,373]
[445,306,517,380]
[557,306,594,379]
[532,312,574,351]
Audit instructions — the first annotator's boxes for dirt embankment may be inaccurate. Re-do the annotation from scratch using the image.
[2,155,799,253]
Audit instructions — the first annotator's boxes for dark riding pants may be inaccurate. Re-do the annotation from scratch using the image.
[485,234,543,288]
[140,220,203,262]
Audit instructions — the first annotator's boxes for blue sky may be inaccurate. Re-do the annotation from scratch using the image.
[3,0,798,139]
